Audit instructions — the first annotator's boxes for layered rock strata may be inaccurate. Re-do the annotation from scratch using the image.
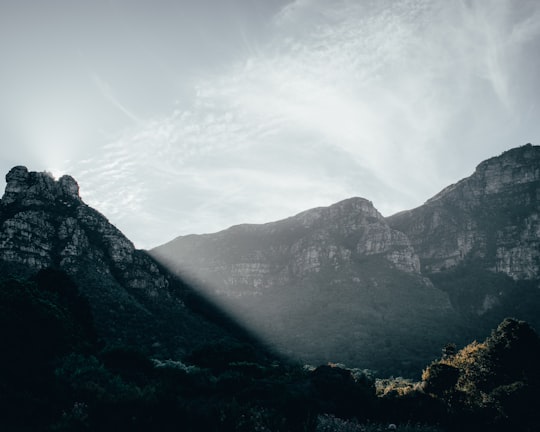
[0,166,247,356]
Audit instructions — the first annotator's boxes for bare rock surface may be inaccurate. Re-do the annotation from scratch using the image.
[0,167,248,357]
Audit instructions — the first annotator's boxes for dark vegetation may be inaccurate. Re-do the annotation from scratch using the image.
[1,269,539,431]
[217,255,456,379]
[430,258,540,343]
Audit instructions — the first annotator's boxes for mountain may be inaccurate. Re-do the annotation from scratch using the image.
[387,144,540,329]
[152,199,458,375]
[152,144,540,375]
[0,166,258,358]
[388,143,539,279]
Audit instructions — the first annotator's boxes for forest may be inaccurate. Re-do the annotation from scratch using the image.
[1,268,539,432]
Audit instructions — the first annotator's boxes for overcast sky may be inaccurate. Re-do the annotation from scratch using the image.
[1,0,539,249]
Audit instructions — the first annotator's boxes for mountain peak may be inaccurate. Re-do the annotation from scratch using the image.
[424,144,539,205]
[290,196,380,229]
[2,165,80,207]
[0,165,251,357]
[476,143,538,171]
[388,143,540,279]
[473,143,539,192]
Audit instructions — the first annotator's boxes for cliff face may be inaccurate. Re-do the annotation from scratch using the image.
[155,197,422,296]
[387,144,540,322]
[153,197,455,375]
[0,166,248,357]
[387,144,540,280]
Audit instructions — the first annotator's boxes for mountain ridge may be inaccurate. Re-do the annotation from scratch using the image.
[388,143,540,278]
[152,188,457,375]
[152,143,540,375]
[0,165,262,358]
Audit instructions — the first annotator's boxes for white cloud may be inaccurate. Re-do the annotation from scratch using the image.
[67,0,540,249]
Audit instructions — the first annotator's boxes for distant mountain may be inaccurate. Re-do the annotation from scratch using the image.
[152,144,540,375]
[0,166,258,358]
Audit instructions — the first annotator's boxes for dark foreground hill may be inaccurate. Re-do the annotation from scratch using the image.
[152,144,540,376]
[0,166,261,358]
[2,275,538,432]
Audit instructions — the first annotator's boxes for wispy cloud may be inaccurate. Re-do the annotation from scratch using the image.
[71,0,540,249]
[91,73,141,123]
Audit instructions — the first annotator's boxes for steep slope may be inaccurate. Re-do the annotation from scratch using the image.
[153,197,456,375]
[0,166,257,357]
[387,144,540,278]
[387,144,540,329]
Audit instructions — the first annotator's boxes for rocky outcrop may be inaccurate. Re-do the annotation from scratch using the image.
[152,197,454,375]
[152,144,540,374]
[154,197,423,296]
[387,144,540,325]
[0,166,250,357]
[387,144,540,280]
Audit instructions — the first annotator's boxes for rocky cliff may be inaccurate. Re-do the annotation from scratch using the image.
[0,166,254,357]
[387,144,540,321]
[153,197,456,375]
[155,197,423,294]
[388,144,540,279]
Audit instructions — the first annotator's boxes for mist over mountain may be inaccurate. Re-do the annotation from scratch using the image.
[152,144,540,376]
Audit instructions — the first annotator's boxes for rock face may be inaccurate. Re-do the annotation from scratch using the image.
[153,198,455,375]
[0,167,250,357]
[155,198,423,295]
[387,144,540,320]
[388,144,540,279]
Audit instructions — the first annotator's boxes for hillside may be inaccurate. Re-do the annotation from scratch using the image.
[0,166,261,358]
[152,198,458,375]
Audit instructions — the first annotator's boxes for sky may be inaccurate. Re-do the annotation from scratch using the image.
[1,0,539,249]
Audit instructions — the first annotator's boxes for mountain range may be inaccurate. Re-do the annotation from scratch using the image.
[151,143,540,375]
[0,144,538,377]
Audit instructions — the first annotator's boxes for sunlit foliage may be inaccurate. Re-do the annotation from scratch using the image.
[421,318,540,430]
